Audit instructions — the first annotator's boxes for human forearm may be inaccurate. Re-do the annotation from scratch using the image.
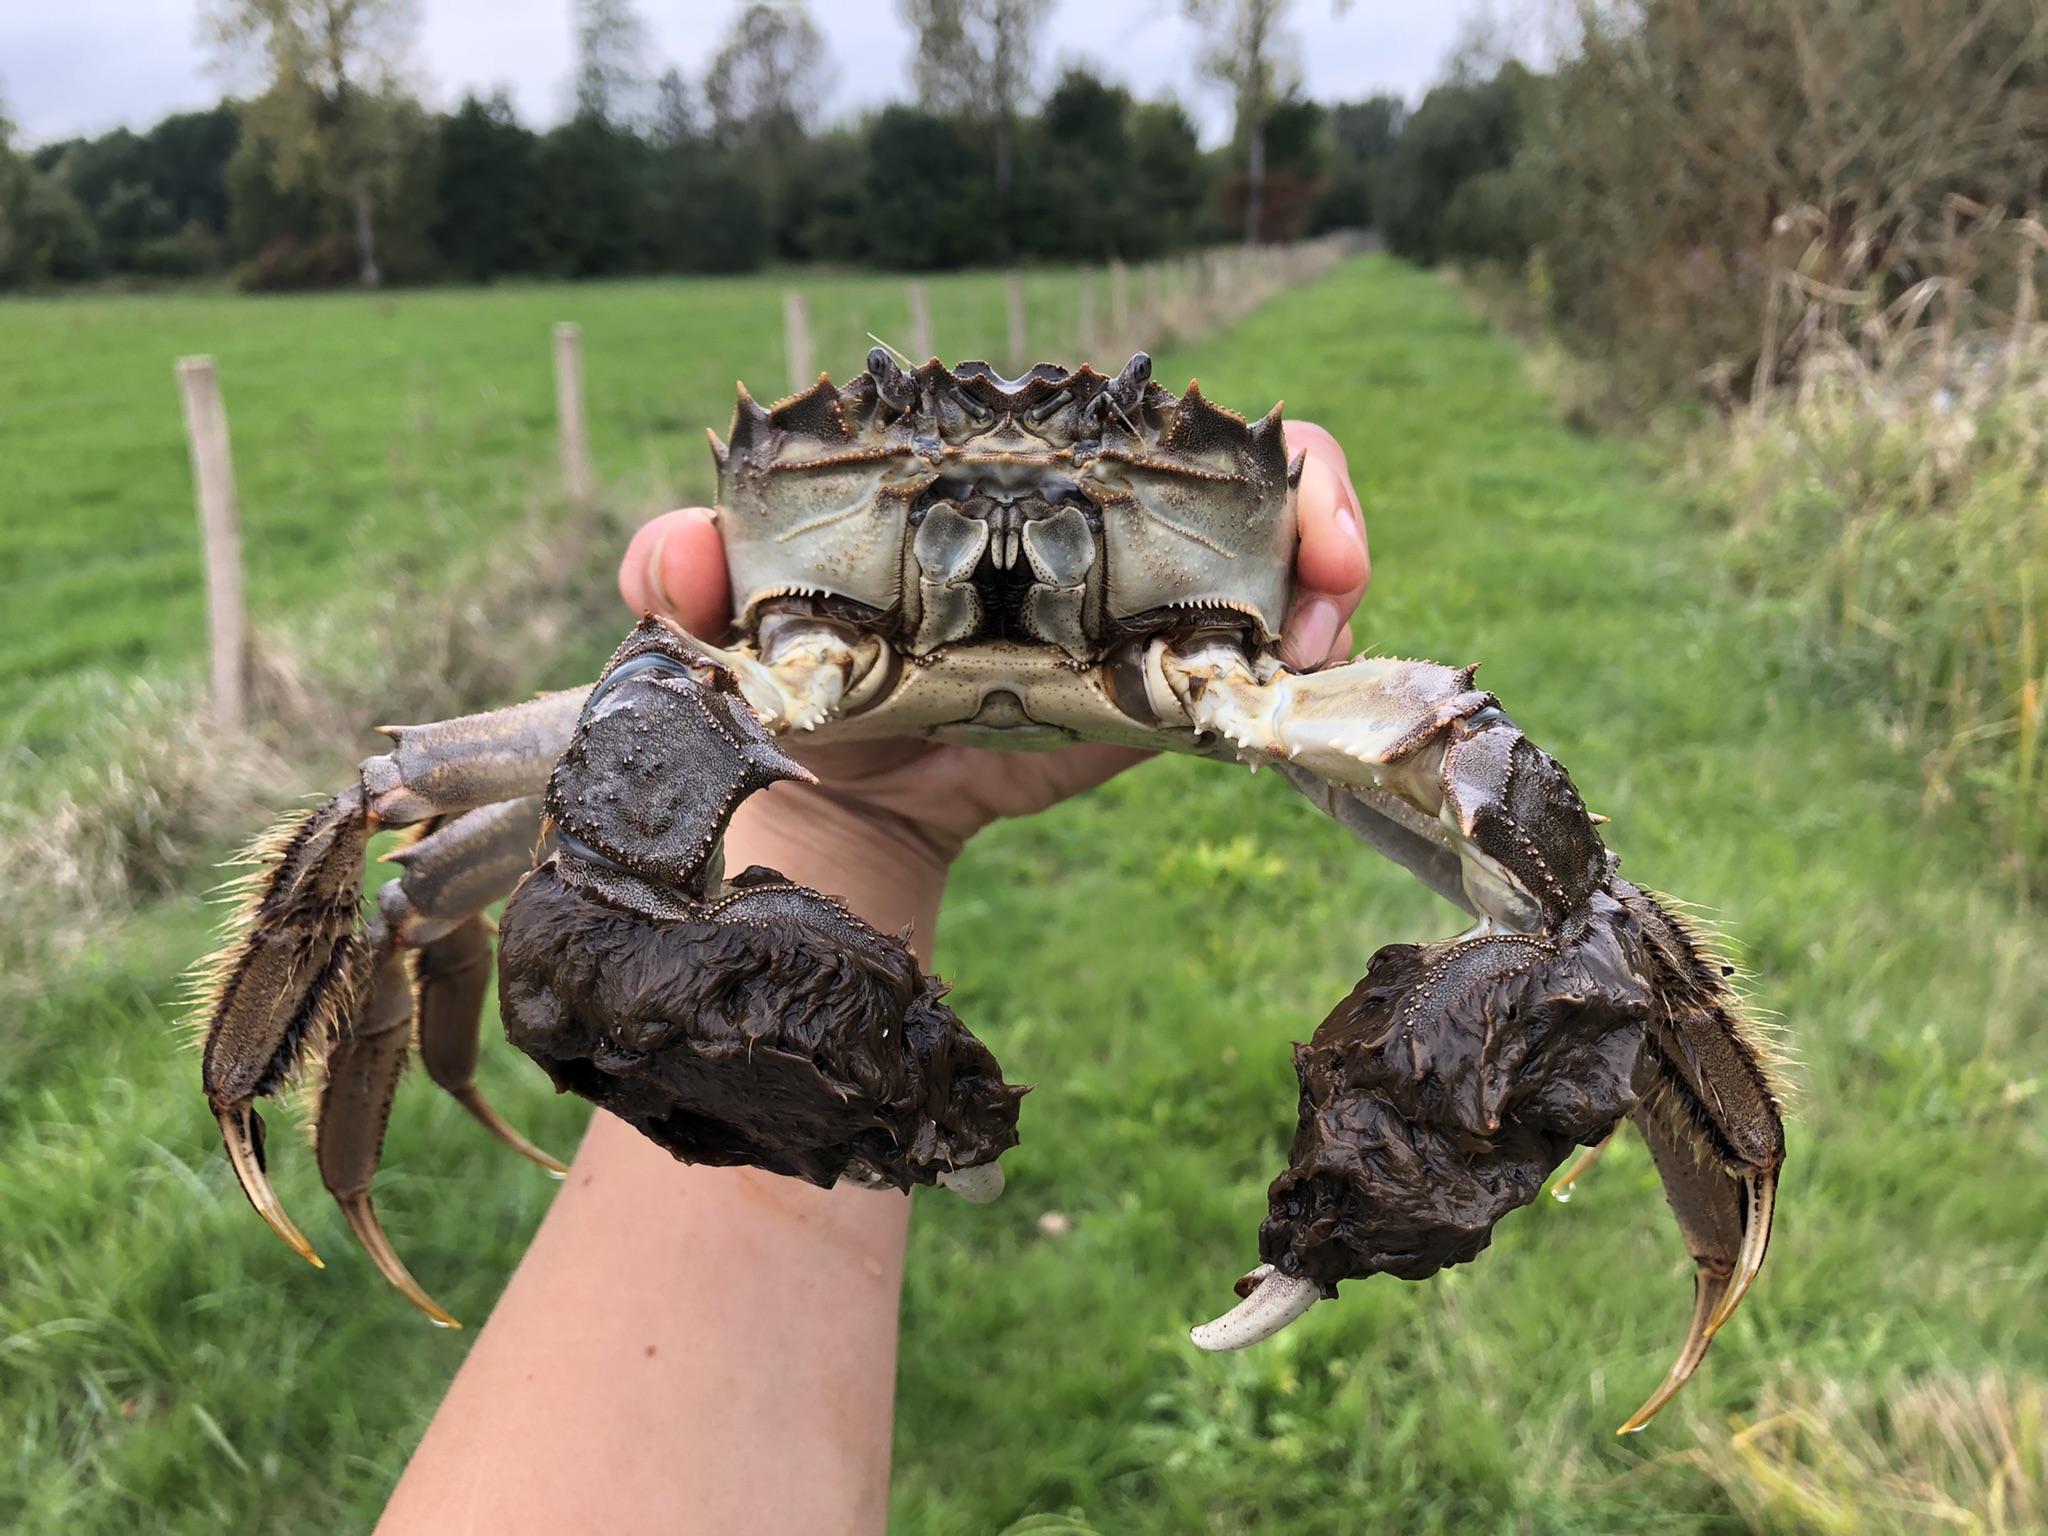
[376,786,942,1536]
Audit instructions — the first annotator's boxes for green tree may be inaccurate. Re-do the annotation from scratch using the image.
[27,108,240,275]
[433,91,542,281]
[1182,0,1298,246]
[899,0,1051,253]
[572,0,653,128]
[860,104,994,269]
[1312,95,1402,232]
[0,100,40,286]
[1373,63,1534,266]
[1130,99,1208,253]
[202,0,426,288]
[1008,70,1206,261]
[704,1,830,257]
[536,114,647,278]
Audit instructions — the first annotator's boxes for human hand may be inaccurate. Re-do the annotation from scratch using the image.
[616,420,1370,867]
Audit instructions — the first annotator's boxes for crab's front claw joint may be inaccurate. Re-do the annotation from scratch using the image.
[1190,1264,1321,1351]
[499,617,1026,1197]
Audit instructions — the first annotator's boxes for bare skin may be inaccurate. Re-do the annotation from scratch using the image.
[376,423,1367,1535]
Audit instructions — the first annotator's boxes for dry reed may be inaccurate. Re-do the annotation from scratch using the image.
[1673,1371,2048,1533]
[1705,206,2048,889]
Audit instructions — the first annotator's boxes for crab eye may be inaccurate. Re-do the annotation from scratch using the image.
[868,347,917,412]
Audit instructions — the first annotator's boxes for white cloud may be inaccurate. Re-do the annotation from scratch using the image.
[3,0,1481,148]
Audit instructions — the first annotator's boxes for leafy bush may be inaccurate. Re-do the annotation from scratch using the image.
[1373,65,1536,267]
[1542,0,2048,403]
[1308,96,1401,234]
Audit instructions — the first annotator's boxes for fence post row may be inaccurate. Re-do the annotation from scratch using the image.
[175,355,246,730]
[1077,266,1096,363]
[554,322,593,509]
[784,290,813,398]
[906,282,934,364]
[1005,270,1028,372]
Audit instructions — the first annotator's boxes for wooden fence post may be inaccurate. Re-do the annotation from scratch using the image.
[1006,270,1027,371]
[906,281,934,363]
[554,323,593,509]
[175,356,245,729]
[784,290,813,396]
[1077,266,1095,361]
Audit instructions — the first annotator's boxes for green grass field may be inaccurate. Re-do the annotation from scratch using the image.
[6,257,2048,1533]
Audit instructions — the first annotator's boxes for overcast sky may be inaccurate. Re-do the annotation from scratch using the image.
[2,0,1497,149]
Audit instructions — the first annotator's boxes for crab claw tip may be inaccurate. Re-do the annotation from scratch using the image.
[1190,1268,1320,1351]
[216,1104,324,1268]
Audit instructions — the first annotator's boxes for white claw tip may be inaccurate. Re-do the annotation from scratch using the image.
[937,1163,1005,1204]
[1190,1267,1321,1351]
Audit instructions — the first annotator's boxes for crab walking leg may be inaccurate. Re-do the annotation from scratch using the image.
[317,924,462,1328]
[302,801,565,1319]
[197,693,583,1268]
[380,795,548,945]
[414,916,568,1174]
[380,797,568,1172]
[1630,891,1784,1337]
[360,688,591,823]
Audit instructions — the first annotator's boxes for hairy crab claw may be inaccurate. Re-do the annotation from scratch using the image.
[194,353,1781,1432]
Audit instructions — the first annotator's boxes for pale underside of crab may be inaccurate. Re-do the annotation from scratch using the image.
[194,351,1784,1435]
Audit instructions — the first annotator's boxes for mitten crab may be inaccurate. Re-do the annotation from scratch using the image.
[195,350,1783,1433]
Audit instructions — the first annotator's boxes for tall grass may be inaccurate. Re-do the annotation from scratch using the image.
[1697,209,2048,888]
[1679,1371,2048,1533]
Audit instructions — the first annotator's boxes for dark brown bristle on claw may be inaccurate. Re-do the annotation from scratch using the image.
[194,788,376,1267]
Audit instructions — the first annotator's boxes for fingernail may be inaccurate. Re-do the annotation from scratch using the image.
[1285,598,1339,668]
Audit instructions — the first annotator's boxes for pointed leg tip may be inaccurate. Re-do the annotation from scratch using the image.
[337,1192,459,1328]
[453,1086,570,1177]
[1616,1392,1674,1435]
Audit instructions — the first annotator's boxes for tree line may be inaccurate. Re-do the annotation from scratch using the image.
[0,0,1417,292]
